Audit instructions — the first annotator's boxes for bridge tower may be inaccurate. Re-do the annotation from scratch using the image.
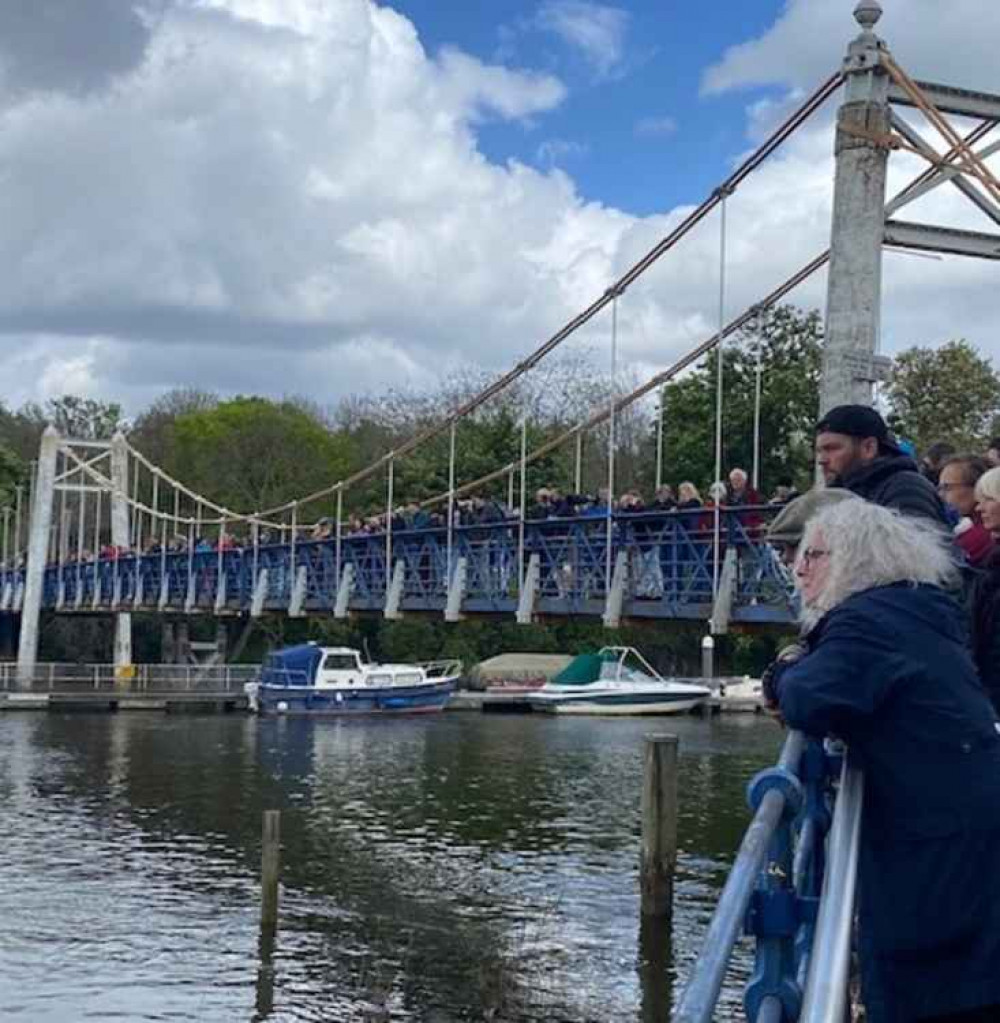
[820,1,891,413]
[821,0,1000,413]
[15,426,58,684]
[14,428,134,686]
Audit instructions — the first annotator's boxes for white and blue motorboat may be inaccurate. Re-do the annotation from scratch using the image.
[246,644,461,716]
[527,646,710,715]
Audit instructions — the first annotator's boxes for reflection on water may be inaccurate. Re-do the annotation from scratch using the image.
[0,711,781,1021]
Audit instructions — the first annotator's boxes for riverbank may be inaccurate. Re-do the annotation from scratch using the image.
[0,687,762,715]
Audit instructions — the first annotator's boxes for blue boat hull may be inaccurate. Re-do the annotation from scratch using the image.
[255,678,455,716]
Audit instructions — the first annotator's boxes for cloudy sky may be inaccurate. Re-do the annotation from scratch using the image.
[1,0,998,416]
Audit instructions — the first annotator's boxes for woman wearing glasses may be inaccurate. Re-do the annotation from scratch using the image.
[765,499,1000,1023]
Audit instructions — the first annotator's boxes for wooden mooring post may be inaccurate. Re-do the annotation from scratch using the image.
[261,810,281,933]
[640,735,678,918]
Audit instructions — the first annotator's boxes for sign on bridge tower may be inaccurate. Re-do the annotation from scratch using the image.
[821,0,1000,413]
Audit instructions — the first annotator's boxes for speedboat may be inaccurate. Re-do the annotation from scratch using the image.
[526,646,710,715]
[246,644,461,716]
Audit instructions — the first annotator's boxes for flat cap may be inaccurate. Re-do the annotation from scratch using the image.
[767,488,860,547]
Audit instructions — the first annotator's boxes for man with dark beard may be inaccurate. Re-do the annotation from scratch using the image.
[814,404,948,525]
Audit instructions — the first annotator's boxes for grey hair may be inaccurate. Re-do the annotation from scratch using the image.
[975,465,1000,503]
[797,499,959,629]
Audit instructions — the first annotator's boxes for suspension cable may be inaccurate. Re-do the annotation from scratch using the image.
[712,191,730,602]
[49,71,845,536]
[243,70,844,521]
[420,251,832,509]
[606,290,620,596]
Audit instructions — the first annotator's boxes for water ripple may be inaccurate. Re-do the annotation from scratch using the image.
[0,712,781,1021]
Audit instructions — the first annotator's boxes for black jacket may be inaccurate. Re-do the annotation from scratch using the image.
[971,550,1000,714]
[832,455,949,525]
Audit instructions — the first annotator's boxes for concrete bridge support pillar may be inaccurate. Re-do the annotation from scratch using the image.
[16,425,59,686]
[819,2,891,415]
[110,432,133,669]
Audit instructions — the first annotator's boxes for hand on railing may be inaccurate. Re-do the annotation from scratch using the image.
[761,642,807,724]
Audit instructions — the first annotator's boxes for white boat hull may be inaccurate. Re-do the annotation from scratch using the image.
[531,695,707,716]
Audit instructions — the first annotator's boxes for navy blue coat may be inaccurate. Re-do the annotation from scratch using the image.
[773,584,1000,1023]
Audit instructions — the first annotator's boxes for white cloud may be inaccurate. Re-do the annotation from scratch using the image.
[703,0,1000,96]
[534,1,630,80]
[1,0,998,449]
[434,47,567,123]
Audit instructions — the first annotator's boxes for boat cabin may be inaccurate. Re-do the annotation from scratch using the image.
[259,643,428,690]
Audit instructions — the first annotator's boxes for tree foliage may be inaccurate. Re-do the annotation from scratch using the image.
[129,388,219,468]
[167,397,354,514]
[22,395,125,440]
[652,305,823,495]
[0,442,25,508]
[885,339,1000,451]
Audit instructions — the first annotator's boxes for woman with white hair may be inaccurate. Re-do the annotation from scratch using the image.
[971,465,1000,712]
[766,500,1000,1023]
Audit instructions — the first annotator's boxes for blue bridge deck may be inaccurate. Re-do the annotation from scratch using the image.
[2,507,794,625]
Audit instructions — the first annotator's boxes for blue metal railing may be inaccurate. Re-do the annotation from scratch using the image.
[673,732,862,1023]
[0,505,795,622]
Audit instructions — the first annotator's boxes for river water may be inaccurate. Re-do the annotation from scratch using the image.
[0,711,781,1022]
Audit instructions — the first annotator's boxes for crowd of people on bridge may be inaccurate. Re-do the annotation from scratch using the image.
[22,465,791,566]
[327,467,791,540]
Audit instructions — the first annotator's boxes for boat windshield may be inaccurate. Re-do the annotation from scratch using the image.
[323,654,358,670]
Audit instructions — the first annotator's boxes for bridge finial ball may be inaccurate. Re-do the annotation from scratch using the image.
[854,0,883,31]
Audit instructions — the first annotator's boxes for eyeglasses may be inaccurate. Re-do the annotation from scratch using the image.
[799,547,831,566]
[938,482,971,493]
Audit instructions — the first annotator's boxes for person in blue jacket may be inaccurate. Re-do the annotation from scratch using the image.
[764,500,1000,1023]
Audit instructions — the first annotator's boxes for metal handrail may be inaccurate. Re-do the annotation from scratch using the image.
[799,752,864,1023]
[672,730,863,1023]
[672,731,806,1023]
[0,662,257,692]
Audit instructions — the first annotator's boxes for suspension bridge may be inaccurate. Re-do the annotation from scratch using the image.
[2,2,999,687]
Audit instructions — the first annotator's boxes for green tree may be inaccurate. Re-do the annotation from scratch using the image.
[885,339,1000,452]
[168,396,354,514]
[0,442,25,508]
[653,305,822,495]
[129,388,219,467]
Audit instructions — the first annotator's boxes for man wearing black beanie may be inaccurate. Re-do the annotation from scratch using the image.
[815,404,949,525]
